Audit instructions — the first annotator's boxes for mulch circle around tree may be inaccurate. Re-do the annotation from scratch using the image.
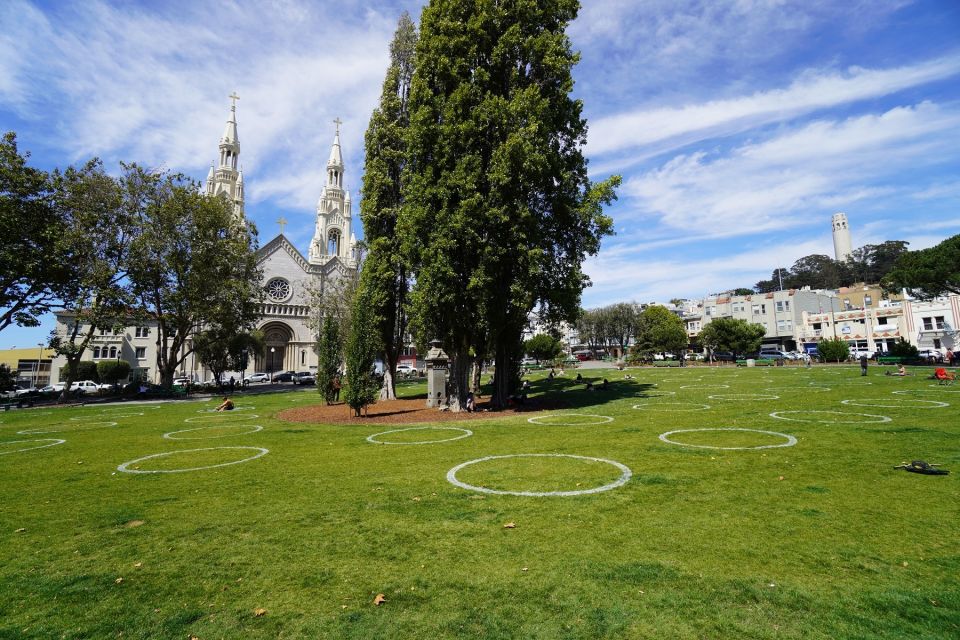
[276,397,569,425]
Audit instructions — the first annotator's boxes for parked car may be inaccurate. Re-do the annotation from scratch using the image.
[711,351,736,362]
[917,349,943,362]
[273,370,297,383]
[244,372,270,383]
[70,380,100,394]
[172,377,192,386]
[849,349,875,360]
[395,364,417,378]
[293,371,316,385]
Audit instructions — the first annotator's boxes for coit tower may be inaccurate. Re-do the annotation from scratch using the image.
[831,212,852,261]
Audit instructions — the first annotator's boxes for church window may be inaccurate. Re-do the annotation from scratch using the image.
[93,347,101,359]
[266,278,291,302]
[109,346,117,358]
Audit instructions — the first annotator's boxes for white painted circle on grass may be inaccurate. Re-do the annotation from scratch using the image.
[637,390,676,397]
[659,428,797,450]
[18,422,118,434]
[765,387,830,393]
[769,410,891,424]
[0,438,66,455]
[527,413,613,426]
[117,446,269,474]
[184,413,259,423]
[679,384,729,389]
[708,393,780,401]
[841,398,948,409]
[836,380,873,385]
[446,453,631,497]
[164,425,264,440]
[894,388,960,395]
[366,426,473,445]
[74,413,142,420]
[197,406,255,412]
[633,402,711,411]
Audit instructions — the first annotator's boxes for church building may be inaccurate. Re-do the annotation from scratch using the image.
[48,95,359,385]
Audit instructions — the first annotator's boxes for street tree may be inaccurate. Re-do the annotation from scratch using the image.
[125,166,262,389]
[523,333,563,363]
[194,328,264,388]
[882,234,960,299]
[634,305,687,357]
[0,132,66,333]
[46,159,134,400]
[698,317,766,359]
[401,0,618,409]
[359,12,417,400]
[604,303,640,359]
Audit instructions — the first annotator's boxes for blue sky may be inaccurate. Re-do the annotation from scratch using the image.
[2,0,959,349]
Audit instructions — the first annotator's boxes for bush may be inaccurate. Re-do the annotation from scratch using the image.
[889,338,919,359]
[96,360,131,385]
[817,338,849,363]
[60,361,98,382]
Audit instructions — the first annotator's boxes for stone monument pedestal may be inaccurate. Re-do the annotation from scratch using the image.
[425,339,449,408]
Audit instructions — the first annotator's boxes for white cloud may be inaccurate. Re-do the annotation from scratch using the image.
[587,54,960,158]
[620,102,960,236]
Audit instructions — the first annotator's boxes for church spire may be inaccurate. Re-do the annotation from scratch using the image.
[206,92,244,221]
[309,119,355,268]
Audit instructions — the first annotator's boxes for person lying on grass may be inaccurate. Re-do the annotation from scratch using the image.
[216,396,235,411]
[885,364,909,377]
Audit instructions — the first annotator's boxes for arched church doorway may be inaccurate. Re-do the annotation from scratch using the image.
[261,322,293,376]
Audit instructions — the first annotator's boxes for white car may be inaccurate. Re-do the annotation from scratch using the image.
[395,364,417,378]
[849,349,875,360]
[917,349,943,362]
[244,372,270,383]
[70,380,100,394]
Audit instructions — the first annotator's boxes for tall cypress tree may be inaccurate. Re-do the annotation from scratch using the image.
[358,12,417,400]
[400,0,619,408]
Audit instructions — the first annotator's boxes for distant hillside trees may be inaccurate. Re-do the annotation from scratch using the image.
[753,241,910,292]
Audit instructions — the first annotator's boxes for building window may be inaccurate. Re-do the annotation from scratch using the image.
[934,338,942,349]
[266,277,291,302]
[935,316,945,329]
[877,316,888,325]
[922,317,933,330]
[93,346,101,359]
[864,295,872,306]
[732,302,744,313]
[135,347,146,359]
[775,301,791,312]
[100,328,110,336]
[135,326,150,338]
[777,319,792,332]
[109,346,116,358]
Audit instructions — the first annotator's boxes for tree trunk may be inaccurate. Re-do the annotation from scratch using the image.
[471,360,483,394]
[379,369,396,400]
[491,340,517,409]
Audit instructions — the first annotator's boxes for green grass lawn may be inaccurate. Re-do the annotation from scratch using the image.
[1,365,958,638]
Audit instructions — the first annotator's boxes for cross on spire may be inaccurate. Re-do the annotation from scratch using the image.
[333,117,342,134]
[277,217,288,234]
[229,91,240,110]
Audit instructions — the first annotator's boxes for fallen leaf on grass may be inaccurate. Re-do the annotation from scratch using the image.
[503,522,516,529]
[521,567,528,572]
[778,476,785,481]
[124,520,145,528]
[134,562,143,568]
[14,528,25,533]
[115,577,124,584]
[254,608,267,617]
[412,496,421,502]
[189,635,199,640]
[373,594,386,606]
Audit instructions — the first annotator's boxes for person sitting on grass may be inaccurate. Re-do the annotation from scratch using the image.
[465,391,476,412]
[216,396,235,411]
[886,364,908,377]
[600,378,609,390]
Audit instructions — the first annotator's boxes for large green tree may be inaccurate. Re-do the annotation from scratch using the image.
[523,333,563,363]
[0,132,67,333]
[194,328,264,388]
[634,305,688,357]
[125,166,262,389]
[698,317,766,359]
[315,316,341,405]
[817,337,850,363]
[882,234,960,299]
[401,0,618,409]
[47,159,135,400]
[358,12,417,400]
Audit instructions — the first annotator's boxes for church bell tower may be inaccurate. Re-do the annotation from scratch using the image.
[206,92,245,221]
[309,118,357,268]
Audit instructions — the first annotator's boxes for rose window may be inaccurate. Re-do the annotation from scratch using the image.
[266,278,291,302]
